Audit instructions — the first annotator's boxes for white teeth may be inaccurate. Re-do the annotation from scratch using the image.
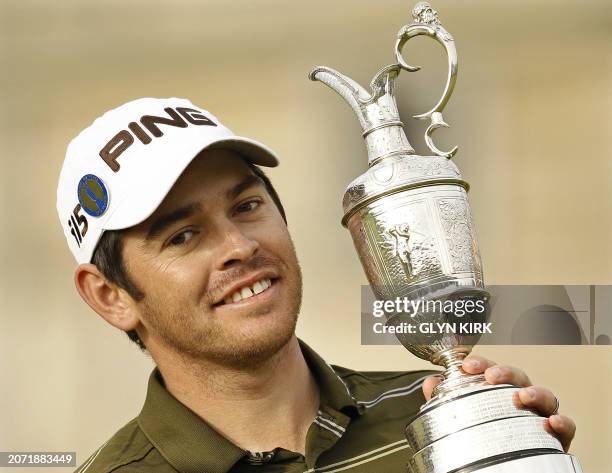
[253,280,264,294]
[222,277,274,305]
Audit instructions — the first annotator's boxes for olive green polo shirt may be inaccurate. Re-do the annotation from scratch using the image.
[75,340,436,473]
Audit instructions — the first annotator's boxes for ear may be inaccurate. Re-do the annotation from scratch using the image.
[74,263,140,332]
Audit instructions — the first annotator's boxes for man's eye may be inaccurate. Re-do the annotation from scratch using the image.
[168,230,195,246]
[235,200,260,213]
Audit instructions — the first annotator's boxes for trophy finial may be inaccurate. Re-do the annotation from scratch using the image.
[412,2,441,25]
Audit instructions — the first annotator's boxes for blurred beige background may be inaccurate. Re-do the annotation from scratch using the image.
[1,0,611,471]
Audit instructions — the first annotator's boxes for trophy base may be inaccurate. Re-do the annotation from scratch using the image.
[405,382,583,473]
[469,452,582,473]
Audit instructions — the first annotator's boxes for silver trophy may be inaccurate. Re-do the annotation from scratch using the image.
[310,3,583,472]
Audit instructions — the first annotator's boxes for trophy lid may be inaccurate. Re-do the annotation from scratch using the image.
[341,153,468,227]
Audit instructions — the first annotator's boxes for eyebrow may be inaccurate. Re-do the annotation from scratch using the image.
[144,173,265,242]
[226,173,264,201]
[145,202,203,242]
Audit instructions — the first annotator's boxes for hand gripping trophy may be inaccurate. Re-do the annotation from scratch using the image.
[309,3,583,472]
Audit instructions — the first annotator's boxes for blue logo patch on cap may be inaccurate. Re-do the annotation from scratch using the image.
[78,174,109,217]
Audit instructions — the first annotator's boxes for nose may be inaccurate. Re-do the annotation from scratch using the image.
[215,221,259,270]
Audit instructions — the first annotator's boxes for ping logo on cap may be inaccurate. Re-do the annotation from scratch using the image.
[99,106,217,173]
[78,174,109,217]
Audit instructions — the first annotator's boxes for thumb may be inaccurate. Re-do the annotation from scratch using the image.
[422,375,444,401]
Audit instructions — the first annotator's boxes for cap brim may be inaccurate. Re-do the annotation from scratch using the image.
[207,136,279,167]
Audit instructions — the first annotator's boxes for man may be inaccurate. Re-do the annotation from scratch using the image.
[58,97,576,473]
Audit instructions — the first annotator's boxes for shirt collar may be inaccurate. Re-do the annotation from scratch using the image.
[137,368,244,473]
[297,339,360,417]
[137,338,359,473]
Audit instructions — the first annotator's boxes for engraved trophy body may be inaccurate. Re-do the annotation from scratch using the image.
[310,3,583,472]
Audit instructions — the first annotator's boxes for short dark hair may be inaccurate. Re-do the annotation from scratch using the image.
[91,162,286,351]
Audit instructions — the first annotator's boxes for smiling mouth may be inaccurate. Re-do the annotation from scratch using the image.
[216,277,276,307]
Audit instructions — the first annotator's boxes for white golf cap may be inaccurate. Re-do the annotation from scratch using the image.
[57,97,279,264]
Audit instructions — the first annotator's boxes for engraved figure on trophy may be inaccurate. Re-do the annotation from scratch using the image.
[310,2,583,472]
[388,223,415,279]
[384,222,439,284]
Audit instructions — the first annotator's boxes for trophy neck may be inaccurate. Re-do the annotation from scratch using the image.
[432,346,470,374]
[364,124,415,167]
[430,347,487,401]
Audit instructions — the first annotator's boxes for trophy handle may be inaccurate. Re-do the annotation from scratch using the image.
[425,112,458,158]
[395,3,458,121]
[394,2,459,158]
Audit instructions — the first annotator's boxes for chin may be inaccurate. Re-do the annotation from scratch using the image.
[207,320,297,369]
[208,275,302,365]
[172,304,298,368]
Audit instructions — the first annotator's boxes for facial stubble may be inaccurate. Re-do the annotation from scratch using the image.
[139,248,303,369]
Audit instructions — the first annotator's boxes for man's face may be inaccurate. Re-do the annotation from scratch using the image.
[121,149,302,367]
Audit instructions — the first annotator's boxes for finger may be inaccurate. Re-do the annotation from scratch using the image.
[421,375,444,401]
[516,386,558,415]
[462,355,497,374]
[484,364,531,386]
[547,414,576,452]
